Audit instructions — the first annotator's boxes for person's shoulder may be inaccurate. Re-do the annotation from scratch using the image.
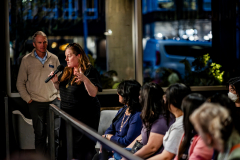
[133,111,141,116]
[21,52,33,61]
[151,114,167,126]
[86,65,101,77]
[130,111,142,120]
[88,65,99,73]
[227,148,240,160]
[169,117,184,130]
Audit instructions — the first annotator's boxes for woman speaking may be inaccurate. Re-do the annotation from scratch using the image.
[49,43,102,160]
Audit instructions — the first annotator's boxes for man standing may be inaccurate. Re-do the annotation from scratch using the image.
[17,31,60,158]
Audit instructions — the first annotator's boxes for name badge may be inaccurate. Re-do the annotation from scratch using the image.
[49,64,54,68]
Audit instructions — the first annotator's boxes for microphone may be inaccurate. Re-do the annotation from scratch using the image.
[45,65,64,83]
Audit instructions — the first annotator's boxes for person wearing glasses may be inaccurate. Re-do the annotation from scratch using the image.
[49,43,102,160]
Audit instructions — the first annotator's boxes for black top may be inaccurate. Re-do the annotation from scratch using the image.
[58,65,102,119]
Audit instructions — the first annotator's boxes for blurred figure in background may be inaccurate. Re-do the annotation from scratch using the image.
[190,103,240,160]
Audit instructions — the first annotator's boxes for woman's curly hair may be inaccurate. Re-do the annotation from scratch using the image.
[190,102,233,148]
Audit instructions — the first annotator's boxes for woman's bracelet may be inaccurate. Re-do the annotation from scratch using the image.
[105,134,108,139]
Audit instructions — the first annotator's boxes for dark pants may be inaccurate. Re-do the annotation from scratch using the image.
[28,98,60,158]
[58,107,100,160]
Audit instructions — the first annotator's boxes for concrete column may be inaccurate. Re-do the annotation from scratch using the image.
[105,0,135,81]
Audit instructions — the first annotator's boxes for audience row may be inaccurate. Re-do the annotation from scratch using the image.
[94,77,240,160]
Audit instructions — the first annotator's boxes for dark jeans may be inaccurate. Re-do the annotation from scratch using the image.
[28,98,60,158]
[58,107,100,160]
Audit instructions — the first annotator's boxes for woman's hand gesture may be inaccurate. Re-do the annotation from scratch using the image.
[75,68,86,83]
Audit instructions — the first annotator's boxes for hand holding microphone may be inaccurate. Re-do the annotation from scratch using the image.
[49,71,58,83]
[45,65,64,83]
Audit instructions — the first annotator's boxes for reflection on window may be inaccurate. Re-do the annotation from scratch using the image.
[164,44,212,57]
[142,0,175,14]
[141,0,225,87]
[183,0,198,11]
[203,0,211,11]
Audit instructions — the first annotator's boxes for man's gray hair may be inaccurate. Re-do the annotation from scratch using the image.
[32,31,47,42]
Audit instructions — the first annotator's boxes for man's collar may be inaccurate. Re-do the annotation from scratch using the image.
[34,50,48,59]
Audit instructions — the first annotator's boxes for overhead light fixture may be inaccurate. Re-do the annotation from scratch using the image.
[51,42,57,48]
[59,43,69,51]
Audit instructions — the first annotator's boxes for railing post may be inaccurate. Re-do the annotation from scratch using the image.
[66,123,73,160]
[49,107,55,160]
[5,97,10,160]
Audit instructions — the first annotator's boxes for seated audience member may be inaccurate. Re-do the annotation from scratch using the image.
[115,82,175,160]
[226,77,240,125]
[190,103,240,160]
[227,77,240,107]
[174,93,214,160]
[208,93,240,134]
[208,93,240,159]
[148,83,191,160]
[93,80,143,160]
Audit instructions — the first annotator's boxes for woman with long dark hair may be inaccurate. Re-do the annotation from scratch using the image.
[148,83,191,160]
[93,80,143,160]
[103,80,142,144]
[174,93,213,160]
[116,82,175,160]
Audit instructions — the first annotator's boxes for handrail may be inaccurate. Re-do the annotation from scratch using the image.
[49,104,144,160]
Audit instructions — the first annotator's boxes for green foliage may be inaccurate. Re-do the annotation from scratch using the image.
[181,54,224,86]
[112,82,120,89]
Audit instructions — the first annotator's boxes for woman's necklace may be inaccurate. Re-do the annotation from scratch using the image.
[119,111,131,132]
[66,75,74,88]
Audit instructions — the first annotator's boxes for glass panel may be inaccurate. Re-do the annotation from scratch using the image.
[183,0,198,11]
[8,0,135,93]
[142,0,224,87]
[164,44,212,57]
[142,0,175,14]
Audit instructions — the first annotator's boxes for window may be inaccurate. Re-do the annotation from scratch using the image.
[8,0,137,95]
[142,0,226,87]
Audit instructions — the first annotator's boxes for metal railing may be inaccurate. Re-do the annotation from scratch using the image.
[5,97,10,160]
[49,104,144,160]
